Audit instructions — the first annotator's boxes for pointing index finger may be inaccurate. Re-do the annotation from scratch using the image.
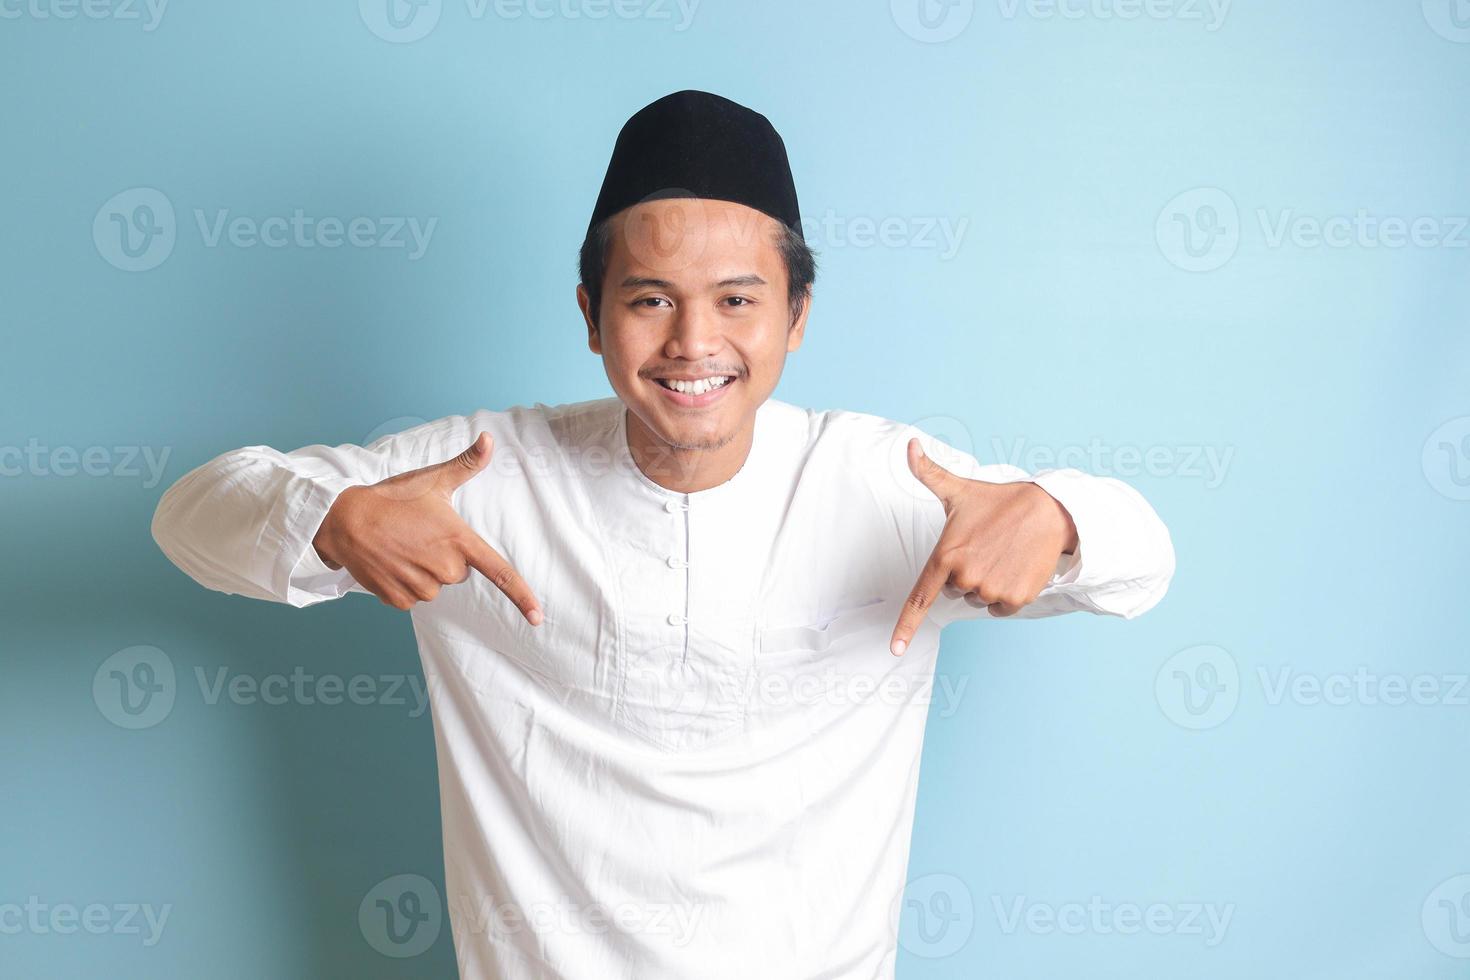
[460,530,543,626]
[891,549,949,656]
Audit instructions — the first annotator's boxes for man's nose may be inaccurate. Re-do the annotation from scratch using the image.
[664,306,723,360]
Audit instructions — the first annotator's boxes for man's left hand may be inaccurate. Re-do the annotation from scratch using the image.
[890,438,1079,656]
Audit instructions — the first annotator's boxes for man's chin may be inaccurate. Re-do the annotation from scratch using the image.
[652,420,736,453]
[620,387,747,454]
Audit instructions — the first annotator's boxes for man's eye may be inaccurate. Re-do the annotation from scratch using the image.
[634,297,670,308]
[724,296,752,307]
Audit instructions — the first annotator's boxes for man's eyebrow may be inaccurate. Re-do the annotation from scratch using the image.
[618,274,769,290]
[715,274,767,288]
[619,276,674,290]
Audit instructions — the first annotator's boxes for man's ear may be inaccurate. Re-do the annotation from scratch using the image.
[786,289,812,353]
[577,284,601,354]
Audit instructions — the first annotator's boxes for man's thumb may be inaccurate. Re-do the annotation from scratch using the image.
[435,432,494,489]
[907,437,957,502]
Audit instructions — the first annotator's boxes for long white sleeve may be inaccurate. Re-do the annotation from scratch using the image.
[901,426,1176,627]
[150,422,463,608]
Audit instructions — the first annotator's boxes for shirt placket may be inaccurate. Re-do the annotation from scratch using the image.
[662,495,691,664]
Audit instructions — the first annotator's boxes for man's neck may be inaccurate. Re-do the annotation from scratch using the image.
[624,408,755,494]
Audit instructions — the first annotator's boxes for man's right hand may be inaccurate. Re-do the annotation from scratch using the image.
[312,432,543,622]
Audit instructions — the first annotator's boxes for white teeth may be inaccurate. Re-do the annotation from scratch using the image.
[662,376,731,395]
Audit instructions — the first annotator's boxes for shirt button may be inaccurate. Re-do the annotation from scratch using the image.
[664,499,687,513]
[667,612,687,626]
[666,556,687,568]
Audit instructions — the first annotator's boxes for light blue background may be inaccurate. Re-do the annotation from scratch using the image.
[3,1,1468,977]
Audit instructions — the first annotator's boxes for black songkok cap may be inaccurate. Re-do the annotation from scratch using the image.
[586,90,803,240]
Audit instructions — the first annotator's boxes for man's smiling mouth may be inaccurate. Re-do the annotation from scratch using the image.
[653,375,736,395]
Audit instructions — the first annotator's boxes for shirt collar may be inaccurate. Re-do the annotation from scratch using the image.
[611,397,788,503]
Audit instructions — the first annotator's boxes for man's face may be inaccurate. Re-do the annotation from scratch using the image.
[579,198,809,455]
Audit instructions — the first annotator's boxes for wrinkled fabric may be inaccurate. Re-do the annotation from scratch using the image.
[152,396,1175,979]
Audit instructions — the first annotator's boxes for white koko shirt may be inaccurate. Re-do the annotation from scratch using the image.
[152,395,1174,979]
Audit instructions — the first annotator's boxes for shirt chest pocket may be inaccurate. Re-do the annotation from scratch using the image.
[613,620,754,754]
[757,596,898,657]
[749,597,927,729]
[417,579,620,719]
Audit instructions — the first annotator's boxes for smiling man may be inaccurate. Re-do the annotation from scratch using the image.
[152,90,1174,979]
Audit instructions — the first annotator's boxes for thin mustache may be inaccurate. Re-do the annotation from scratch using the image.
[643,366,745,379]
